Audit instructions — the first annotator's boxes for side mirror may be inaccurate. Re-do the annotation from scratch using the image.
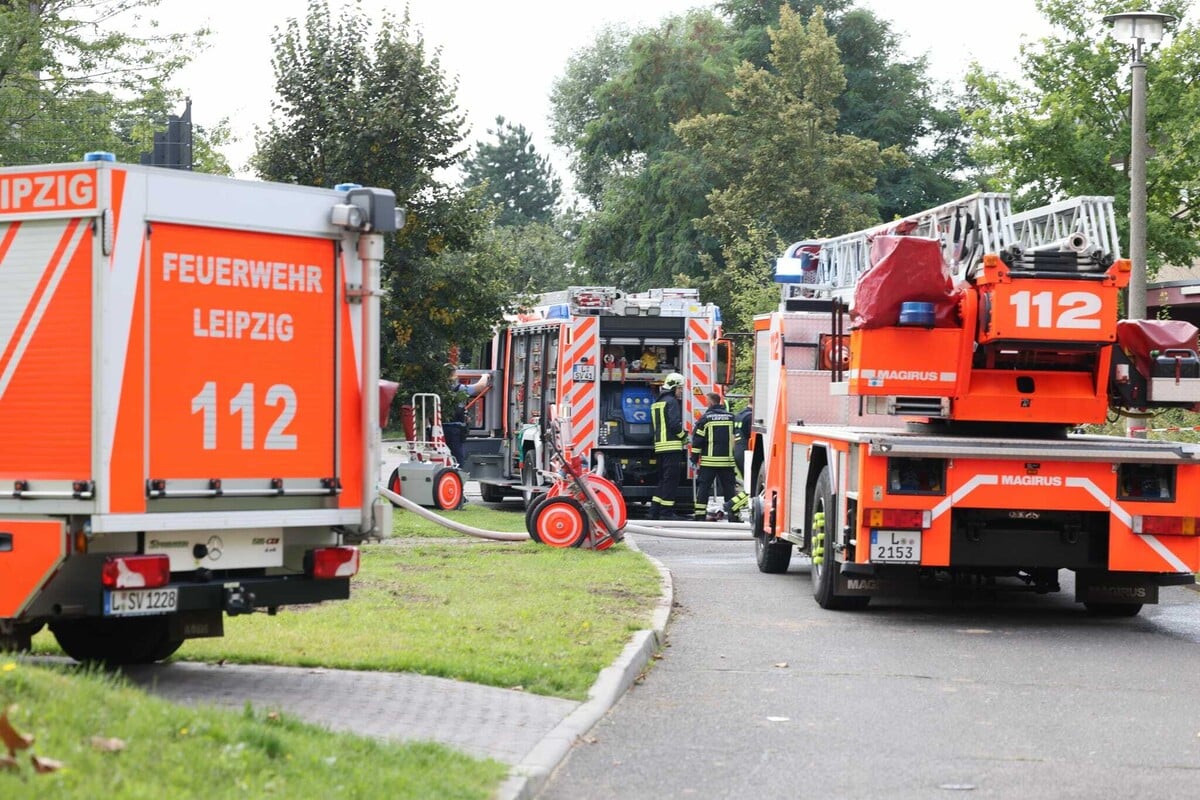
[715,339,735,385]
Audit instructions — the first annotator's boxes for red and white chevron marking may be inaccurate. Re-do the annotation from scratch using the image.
[685,317,713,423]
[559,316,599,457]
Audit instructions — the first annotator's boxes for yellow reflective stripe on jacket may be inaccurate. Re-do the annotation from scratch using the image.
[652,400,684,452]
[698,418,736,466]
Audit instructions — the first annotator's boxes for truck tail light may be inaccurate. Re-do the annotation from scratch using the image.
[311,546,360,579]
[1135,515,1198,536]
[866,508,930,530]
[102,555,170,589]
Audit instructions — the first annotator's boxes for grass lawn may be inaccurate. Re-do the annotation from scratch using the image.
[20,497,664,797]
[0,660,506,799]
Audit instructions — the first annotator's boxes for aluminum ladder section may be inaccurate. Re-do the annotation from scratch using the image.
[1007,195,1121,259]
[807,192,1016,299]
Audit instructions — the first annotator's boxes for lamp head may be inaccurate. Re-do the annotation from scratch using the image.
[1104,11,1175,47]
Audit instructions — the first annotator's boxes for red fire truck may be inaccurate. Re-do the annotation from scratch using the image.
[748,193,1200,615]
[457,286,734,507]
[0,155,396,662]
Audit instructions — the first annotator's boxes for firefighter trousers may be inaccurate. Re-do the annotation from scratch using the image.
[694,465,740,519]
[652,450,685,517]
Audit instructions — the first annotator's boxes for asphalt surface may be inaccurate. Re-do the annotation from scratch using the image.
[537,535,1200,800]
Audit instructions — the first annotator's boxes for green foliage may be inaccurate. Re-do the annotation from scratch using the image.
[253,0,520,399]
[551,2,969,304]
[678,6,892,331]
[550,24,636,203]
[0,0,210,165]
[553,11,736,288]
[463,116,561,226]
[964,0,1199,270]
[486,217,583,294]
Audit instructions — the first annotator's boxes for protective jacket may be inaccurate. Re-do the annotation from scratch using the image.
[692,401,737,467]
[651,389,686,453]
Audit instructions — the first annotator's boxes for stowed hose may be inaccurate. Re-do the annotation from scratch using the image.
[381,487,754,543]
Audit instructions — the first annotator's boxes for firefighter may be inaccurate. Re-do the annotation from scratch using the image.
[691,392,751,521]
[733,402,752,476]
[650,372,688,519]
[444,373,490,470]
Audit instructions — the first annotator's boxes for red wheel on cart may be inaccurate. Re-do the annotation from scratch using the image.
[532,496,588,548]
[433,469,464,510]
[387,468,402,495]
[580,474,627,531]
[545,475,627,531]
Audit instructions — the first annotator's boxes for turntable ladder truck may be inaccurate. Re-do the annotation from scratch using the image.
[0,155,398,662]
[749,193,1200,614]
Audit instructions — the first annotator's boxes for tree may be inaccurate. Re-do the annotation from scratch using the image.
[719,0,970,217]
[463,116,561,226]
[550,24,635,204]
[0,0,205,164]
[677,5,894,331]
[964,0,1199,271]
[550,3,967,296]
[254,0,519,399]
[550,10,737,288]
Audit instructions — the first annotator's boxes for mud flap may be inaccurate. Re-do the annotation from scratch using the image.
[1074,570,1158,605]
[836,564,920,597]
[168,609,224,641]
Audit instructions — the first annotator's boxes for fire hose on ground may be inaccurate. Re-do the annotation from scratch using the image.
[380,486,754,543]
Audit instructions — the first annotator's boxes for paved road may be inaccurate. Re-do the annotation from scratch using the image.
[538,534,1200,799]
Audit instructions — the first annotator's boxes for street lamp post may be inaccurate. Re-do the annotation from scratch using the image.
[1104,11,1175,321]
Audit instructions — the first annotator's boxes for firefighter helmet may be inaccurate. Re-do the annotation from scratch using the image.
[662,372,685,390]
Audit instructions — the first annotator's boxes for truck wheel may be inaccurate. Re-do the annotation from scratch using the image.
[810,466,869,610]
[479,482,505,503]
[532,496,588,548]
[1083,602,1143,617]
[753,474,791,574]
[387,467,402,495]
[521,457,539,509]
[50,616,181,665]
[433,469,464,510]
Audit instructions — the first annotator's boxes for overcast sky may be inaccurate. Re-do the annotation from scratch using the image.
[164,0,1053,178]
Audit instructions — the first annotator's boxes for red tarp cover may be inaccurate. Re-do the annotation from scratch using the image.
[1115,319,1200,378]
[851,236,961,329]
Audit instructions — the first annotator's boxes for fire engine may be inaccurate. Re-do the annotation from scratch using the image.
[0,155,398,662]
[457,286,733,507]
[748,193,1200,615]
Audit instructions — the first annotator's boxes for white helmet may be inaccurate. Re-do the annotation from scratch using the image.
[662,372,685,390]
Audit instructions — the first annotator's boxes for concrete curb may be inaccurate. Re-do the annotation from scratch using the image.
[497,533,672,800]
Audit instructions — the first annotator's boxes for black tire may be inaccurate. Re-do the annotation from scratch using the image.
[810,466,869,610]
[1084,602,1143,617]
[525,493,551,542]
[479,482,505,503]
[753,473,791,574]
[521,455,540,510]
[387,467,402,495]
[50,616,181,666]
